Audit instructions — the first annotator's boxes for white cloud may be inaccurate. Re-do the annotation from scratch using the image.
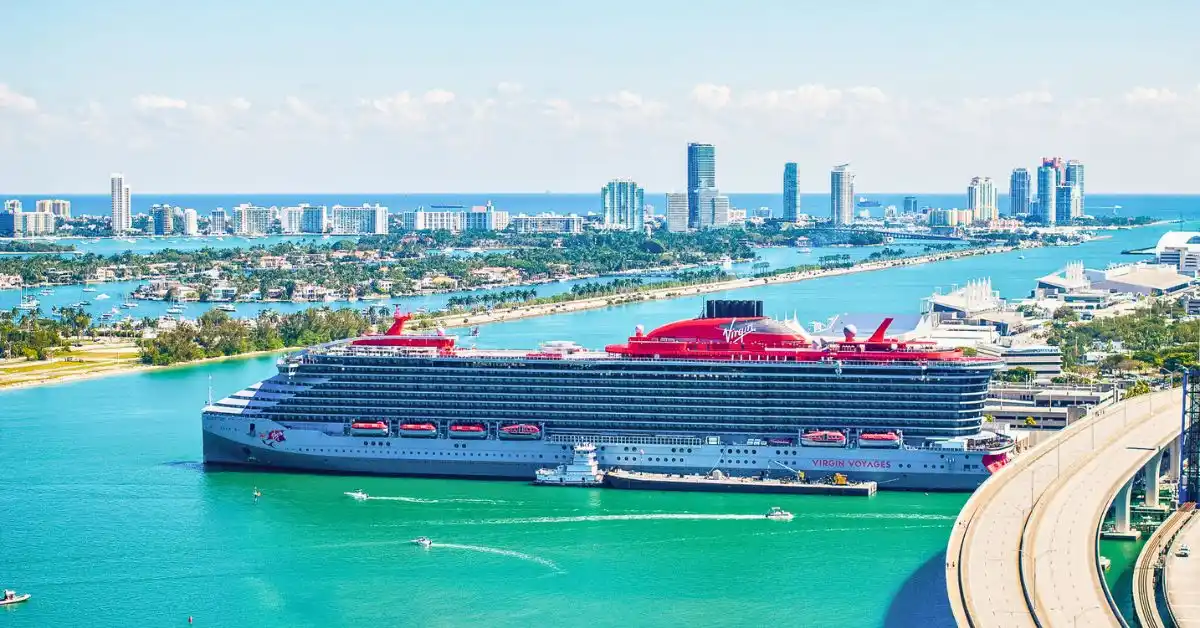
[496,82,523,96]
[132,94,188,112]
[228,97,252,111]
[423,89,456,105]
[740,85,845,113]
[691,83,731,109]
[1124,87,1179,104]
[541,98,580,128]
[0,84,37,113]
[601,90,665,117]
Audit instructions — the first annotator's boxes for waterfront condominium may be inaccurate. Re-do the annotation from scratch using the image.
[1041,156,1065,187]
[35,199,71,219]
[903,196,918,214]
[600,178,645,230]
[182,208,198,236]
[1055,184,1082,224]
[966,176,998,223]
[782,162,800,222]
[232,204,272,235]
[151,204,174,235]
[300,204,328,234]
[695,188,731,229]
[1065,160,1085,209]
[209,208,228,234]
[331,204,389,235]
[665,193,689,232]
[1009,168,1031,215]
[1035,165,1057,224]
[686,143,716,229]
[110,173,131,234]
[830,164,855,226]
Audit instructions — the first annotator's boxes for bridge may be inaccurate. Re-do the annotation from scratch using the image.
[948,389,1184,627]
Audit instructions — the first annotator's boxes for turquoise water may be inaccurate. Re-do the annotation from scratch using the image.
[4,193,1200,627]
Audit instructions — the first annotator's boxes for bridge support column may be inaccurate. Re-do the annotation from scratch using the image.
[1165,437,1179,482]
[1145,450,1165,508]
[1102,477,1142,540]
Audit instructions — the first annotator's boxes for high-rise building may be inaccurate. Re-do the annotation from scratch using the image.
[1065,160,1085,211]
[695,188,731,229]
[1055,184,1082,224]
[464,202,510,231]
[35,199,71,219]
[1009,168,1031,215]
[182,208,199,236]
[509,214,585,234]
[3,200,21,213]
[401,208,465,232]
[300,204,328,234]
[1035,166,1057,224]
[151,204,174,235]
[110,173,131,234]
[600,179,644,230]
[209,208,228,234]
[830,164,855,226]
[903,196,918,214]
[967,177,998,223]
[665,193,689,232]
[278,206,304,234]
[1041,157,1065,187]
[232,203,272,235]
[782,163,800,222]
[686,143,716,229]
[330,204,388,235]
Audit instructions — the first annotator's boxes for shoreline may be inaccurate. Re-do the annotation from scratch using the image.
[2,244,1014,392]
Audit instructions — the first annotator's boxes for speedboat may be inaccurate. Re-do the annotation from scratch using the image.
[0,590,29,606]
[217,304,237,312]
[765,507,794,521]
[82,287,97,293]
[345,490,369,501]
[412,537,433,548]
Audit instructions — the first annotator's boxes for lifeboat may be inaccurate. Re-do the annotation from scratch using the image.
[767,437,795,446]
[350,421,390,437]
[858,432,901,448]
[399,423,438,438]
[499,424,541,440]
[801,430,847,448]
[449,424,488,439]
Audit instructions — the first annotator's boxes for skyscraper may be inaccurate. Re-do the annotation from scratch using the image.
[110,173,131,234]
[300,204,328,234]
[1036,166,1057,224]
[1009,168,1031,215]
[967,177,998,223]
[695,188,730,229]
[830,164,855,226]
[686,143,716,229]
[782,162,800,222]
[600,178,645,230]
[1055,184,1082,224]
[330,204,389,235]
[151,204,174,235]
[1065,160,1085,211]
[903,196,918,214]
[1041,157,1065,187]
[209,208,228,234]
[35,199,71,219]
[182,208,199,236]
[665,193,689,232]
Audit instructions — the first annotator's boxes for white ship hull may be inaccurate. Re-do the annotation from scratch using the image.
[202,415,1011,491]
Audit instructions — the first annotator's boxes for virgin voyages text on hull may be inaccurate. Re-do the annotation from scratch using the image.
[202,300,1015,491]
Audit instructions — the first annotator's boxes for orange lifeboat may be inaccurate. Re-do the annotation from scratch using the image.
[449,424,488,439]
[350,421,389,436]
[399,423,438,438]
[499,424,541,440]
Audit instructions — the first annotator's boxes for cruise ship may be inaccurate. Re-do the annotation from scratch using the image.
[201,300,1014,491]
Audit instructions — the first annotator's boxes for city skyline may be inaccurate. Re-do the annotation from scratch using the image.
[2,2,1198,194]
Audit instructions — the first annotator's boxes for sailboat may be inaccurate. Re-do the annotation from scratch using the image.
[16,290,39,311]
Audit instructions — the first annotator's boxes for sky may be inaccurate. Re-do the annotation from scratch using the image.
[1,0,1199,194]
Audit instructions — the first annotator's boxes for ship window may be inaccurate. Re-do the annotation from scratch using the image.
[688,449,693,453]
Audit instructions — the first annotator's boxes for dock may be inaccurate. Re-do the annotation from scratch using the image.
[603,469,877,497]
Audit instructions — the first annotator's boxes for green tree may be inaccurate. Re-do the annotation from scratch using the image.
[1125,380,1152,398]
[1052,306,1078,322]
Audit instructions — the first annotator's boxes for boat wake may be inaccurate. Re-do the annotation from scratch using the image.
[479,513,766,525]
[363,495,505,505]
[821,513,955,522]
[431,543,561,572]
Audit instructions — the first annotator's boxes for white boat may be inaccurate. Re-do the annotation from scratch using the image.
[0,591,30,606]
[217,304,237,312]
[167,305,185,314]
[765,507,794,521]
[38,289,53,296]
[345,490,369,501]
[16,295,39,311]
[534,443,604,486]
[82,287,97,293]
[412,537,433,548]
[95,293,110,300]
[719,256,734,269]
[122,301,138,309]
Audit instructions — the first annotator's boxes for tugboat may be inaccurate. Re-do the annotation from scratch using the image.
[344,490,369,501]
[534,443,604,486]
[765,506,794,521]
[412,537,433,548]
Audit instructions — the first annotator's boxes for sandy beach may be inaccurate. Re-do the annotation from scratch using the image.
[0,244,1014,392]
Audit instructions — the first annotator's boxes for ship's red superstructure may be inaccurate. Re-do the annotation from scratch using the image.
[605,314,964,362]
[352,308,456,350]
